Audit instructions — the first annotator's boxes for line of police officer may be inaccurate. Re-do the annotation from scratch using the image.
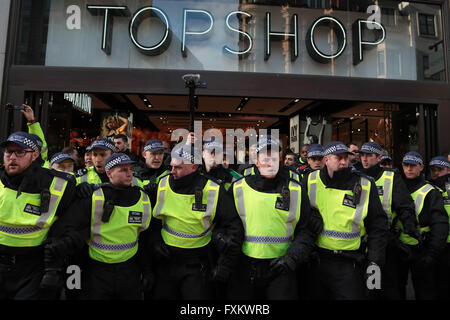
[0,123,448,299]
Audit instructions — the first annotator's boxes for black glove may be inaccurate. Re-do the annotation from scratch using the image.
[44,237,73,259]
[269,254,297,278]
[213,233,239,254]
[141,271,155,293]
[76,182,93,198]
[211,264,232,283]
[308,208,324,236]
[153,241,171,261]
[402,221,422,243]
[392,237,413,262]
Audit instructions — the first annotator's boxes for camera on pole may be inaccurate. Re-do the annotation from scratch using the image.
[182,74,206,133]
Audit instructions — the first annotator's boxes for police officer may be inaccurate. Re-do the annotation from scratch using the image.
[0,132,76,299]
[398,152,448,300]
[305,141,388,300]
[201,138,242,191]
[379,155,393,169]
[140,140,170,182]
[228,136,316,300]
[76,138,142,197]
[305,144,325,173]
[238,141,258,176]
[428,155,450,299]
[150,144,243,299]
[49,152,75,174]
[358,142,420,299]
[49,153,152,300]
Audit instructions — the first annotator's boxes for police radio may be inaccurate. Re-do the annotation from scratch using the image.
[192,188,206,212]
[40,189,51,214]
[352,180,362,206]
[275,186,290,211]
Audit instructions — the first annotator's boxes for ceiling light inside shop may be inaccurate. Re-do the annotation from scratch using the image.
[279,98,301,113]
[236,97,250,111]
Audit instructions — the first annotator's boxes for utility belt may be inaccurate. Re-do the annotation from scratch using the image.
[89,255,137,269]
[168,244,210,261]
[316,247,365,263]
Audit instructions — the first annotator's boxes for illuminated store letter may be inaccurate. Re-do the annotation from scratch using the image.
[352,19,385,65]
[306,16,347,64]
[87,5,130,55]
[224,11,253,56]
[129,7,172,56]
[264,12,298,61]
[182,9,214,58]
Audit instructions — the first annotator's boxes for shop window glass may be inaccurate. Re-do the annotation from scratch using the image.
[13,0,446,81]
[418,13,436,37]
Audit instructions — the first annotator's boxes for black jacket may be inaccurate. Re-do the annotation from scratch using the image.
[430,173,449,192]
[303,166,388,266]
[0,160,76,254]
[362,164,417,229]
[51,184,152,270]
[403,176,448,258]
[234,167,316,264]
[148,169,244,271]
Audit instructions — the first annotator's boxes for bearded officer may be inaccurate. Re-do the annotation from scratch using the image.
[0,132,76,299]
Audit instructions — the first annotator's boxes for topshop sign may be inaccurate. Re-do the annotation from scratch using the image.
[78,4,385,66]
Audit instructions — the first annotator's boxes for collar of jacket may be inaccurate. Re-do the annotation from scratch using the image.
[170,169,202,193]
[403,175,425,193]
[431,173,449,190]
[320,166,354,189]
[362,163,383,180]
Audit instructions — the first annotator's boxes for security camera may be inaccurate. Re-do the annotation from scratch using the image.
[182,74,201,86]
[182,73,207,89]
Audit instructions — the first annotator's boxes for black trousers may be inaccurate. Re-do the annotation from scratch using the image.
[227,255,298,300]
[397,246,437,300]
[435,244,450,300]
[151,254,213,300]
[377,243,403,300]
[312,252,366,300]
[82,257,142,300]
[0,254,44,300]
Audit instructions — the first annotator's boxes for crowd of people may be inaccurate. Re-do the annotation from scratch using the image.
[0,105,448,300]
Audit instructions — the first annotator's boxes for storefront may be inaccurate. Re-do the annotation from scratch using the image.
[1,0,449,165]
